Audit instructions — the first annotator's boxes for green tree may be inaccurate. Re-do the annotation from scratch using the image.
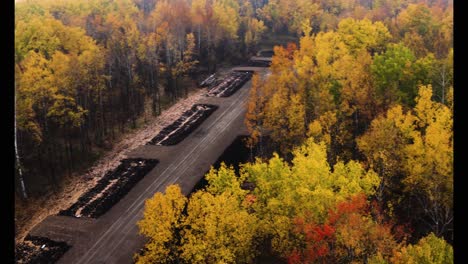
[371,43,422,107]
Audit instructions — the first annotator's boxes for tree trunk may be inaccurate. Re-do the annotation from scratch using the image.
[259,132,264,158]
[198,24,201,55]
[100,101,105,139]
[150,63,157,116]
[184,77,188,98]
[14,98,28,199]
[79,124,86,155]
[68,129,74,172]
[441,64,446,104]
[157,83,162,115]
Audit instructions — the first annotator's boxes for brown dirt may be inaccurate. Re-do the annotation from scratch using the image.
[15,88,207,245]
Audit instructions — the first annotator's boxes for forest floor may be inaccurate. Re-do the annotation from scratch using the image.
[15,87,207,245]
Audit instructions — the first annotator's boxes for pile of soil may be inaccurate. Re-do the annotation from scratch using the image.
[147,104,218,146]
[59,158,158,218]
[15,235,71,264]
[199,73,217,87]
[206,71,253,97]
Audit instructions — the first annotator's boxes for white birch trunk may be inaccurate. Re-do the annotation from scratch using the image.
[14,88,28,199]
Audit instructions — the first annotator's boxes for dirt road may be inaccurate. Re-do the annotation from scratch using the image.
[29,66,268,264]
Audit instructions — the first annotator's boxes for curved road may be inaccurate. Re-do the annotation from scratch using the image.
[30,67,269,264]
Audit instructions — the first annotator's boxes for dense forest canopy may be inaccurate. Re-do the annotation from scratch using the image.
[241,0,453,260]
[15,0,453,262]
[15,0,271,196]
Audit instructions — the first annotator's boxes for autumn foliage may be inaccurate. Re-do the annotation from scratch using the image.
[244,0,453,252]
[15,0,270,197]
[288,194,399,264]
[15,0,453,262]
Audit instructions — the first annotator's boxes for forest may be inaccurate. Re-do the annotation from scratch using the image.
[15,0,269,198]
[15,0,452,263]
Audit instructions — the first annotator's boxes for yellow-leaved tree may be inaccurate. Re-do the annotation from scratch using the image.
[135,185,187,264]
[358,85,452,238]
[262,44,307,154]
[369,233,453,264]
[390,233,453,264]
[244,72,267,155]
[243,137,380,257]
[204,162,247,199]
[403,85,453,237]
[180,191,258,263]
[137,136,381,262]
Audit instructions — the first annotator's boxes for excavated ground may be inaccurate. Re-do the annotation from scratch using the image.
[15,66,268,264]
[14,89,207,246]
[59,159,158,218]
[206,71,253,97]
[146,104,218,146]
[15,236,71,264]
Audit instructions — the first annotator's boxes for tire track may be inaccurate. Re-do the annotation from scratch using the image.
[74,80,252,264]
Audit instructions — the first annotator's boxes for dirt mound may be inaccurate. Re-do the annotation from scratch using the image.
[15,235,71,264]
[147,104,218,146]
[206,71,253,97]
[59,158,158,218]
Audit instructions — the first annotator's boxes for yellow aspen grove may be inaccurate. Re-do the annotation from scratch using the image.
[204,162,247,199]
[136,185,187,264]
[180,191,258,263]
[358,85,452,239]
[242,137,379,257]
[403,85,453,237]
